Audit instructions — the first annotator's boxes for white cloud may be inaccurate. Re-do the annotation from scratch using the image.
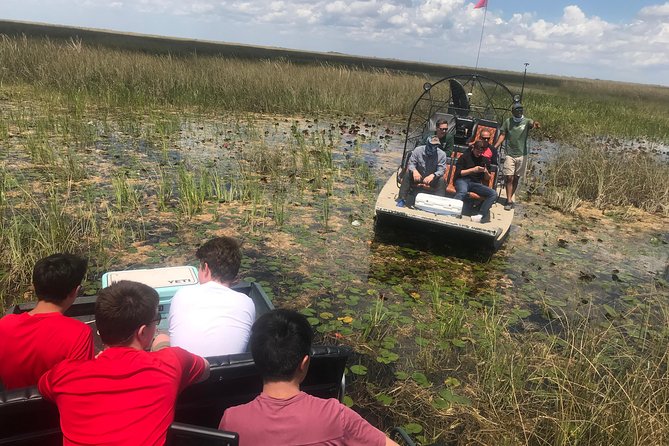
[638,2,669,19]
[7,0,668,84]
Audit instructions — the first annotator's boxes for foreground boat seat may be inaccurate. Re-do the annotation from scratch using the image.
[176,345,352,427]
[0,345,351,445]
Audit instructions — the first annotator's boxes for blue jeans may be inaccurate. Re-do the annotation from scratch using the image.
[454,178,498,218]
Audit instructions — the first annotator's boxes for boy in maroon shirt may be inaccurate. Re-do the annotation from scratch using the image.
[0,253,94,390]
[219,309,399,446]
[39,280,210,446]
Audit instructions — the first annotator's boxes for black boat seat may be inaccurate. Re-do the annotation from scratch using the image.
[0,345,351,445]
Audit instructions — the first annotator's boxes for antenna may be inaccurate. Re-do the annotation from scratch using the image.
[473,3,488,74]
[520,62,529,101]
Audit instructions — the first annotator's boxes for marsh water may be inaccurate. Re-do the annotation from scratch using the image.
[160,115,668,329]
[3,109,666,324]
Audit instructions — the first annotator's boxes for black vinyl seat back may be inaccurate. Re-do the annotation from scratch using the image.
[175,345,351,427]
[454,116,475,148]
[0,387,60,446]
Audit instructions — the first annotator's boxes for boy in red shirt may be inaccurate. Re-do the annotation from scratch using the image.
[219,309,399,446]
[39,280,210,446]
[0,253,94,390]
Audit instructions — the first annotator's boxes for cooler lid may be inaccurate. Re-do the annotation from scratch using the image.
[101,266,198,289]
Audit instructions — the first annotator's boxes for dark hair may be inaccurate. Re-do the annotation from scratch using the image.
[435,118,449,128]
[250,309,314,381]
[32,253,88,304]
[95,281,158,346]
[196,237,242,283]
[473,140,486,150]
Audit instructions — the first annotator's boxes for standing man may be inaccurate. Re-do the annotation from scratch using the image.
[454,141,498,223]
[435,118,455,156]
[494,102,540,210]
[39,281,209,446]
[157,236,256,357]
[0,253,94,390]
[396,136,447,208]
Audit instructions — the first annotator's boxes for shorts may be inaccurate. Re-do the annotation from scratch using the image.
[502,155,527,177]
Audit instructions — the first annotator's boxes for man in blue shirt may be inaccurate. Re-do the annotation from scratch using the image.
[396,136,447,207]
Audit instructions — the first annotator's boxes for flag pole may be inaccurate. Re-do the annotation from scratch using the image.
[473,1,488,74]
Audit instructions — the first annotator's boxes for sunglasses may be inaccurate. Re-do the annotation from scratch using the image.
[149,312,162,326]
[480,137,490,140]
[437,127,448,131]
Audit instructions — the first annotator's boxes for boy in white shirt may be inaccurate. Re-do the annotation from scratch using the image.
[154,237,255,357]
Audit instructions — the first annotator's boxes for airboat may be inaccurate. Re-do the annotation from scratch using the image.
[374,74,521,248]
[0,266,355,446]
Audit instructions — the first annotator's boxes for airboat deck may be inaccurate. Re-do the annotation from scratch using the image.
[375,175,513,246]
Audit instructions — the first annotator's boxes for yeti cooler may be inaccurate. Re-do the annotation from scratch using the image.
[101,266,199,303]
[414,193,463,216]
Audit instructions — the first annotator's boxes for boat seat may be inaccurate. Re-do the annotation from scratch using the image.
[467,119,499,147]
[453,116,475,146]
[445,152,497,200]
[0,345,351,445]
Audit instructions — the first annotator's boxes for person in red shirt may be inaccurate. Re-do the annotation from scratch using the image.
[0,253,94,390]
[478,129,499,166]
[39,280,210,446]
[219,309,400,446]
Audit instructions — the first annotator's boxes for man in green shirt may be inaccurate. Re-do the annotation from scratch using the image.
[435,118,455,157]
[495,103,540,210]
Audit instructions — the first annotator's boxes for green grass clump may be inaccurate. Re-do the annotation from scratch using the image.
[542,143,669,215]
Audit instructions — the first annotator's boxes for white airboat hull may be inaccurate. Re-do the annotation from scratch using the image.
[374,174,513,246]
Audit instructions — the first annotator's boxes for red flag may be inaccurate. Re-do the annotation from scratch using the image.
[474,0,487,9]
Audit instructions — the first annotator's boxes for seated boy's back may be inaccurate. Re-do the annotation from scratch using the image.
[167,237,255,357]
[0,312,93,389]
[219,309,398,446]
[39,345,205,445]
[0,253,93,390]
[39,280,209,446]
[221,391,386,446]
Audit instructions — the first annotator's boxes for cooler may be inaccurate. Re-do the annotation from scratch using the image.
[414,193,463,216]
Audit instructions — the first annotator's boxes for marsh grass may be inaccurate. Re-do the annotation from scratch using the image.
[542,143,669,215]
[345,285,669,446]
[0,36,420,117]
[0,181,101,305]
[112,172,139,211]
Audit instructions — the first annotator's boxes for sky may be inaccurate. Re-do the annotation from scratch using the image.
[2,0,669,86]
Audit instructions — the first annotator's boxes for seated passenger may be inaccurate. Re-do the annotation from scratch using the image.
[158,236,255,357]
[435,118,455,157]
[219,309,400,446]
[478,129,499,166]
[38,281,209,446]
[396,136,447,208]
[454,141,498,223]
[0,253,93,390]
